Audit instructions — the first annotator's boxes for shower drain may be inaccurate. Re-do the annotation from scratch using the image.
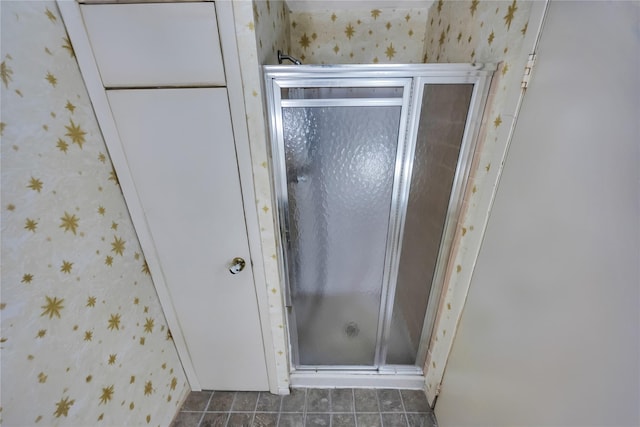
[344,322,360,338]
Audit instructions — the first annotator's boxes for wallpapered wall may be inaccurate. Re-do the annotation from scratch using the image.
[0,3,189,426]
[232,0,292,392]
[420,0,537,399]
[289,7,429,64]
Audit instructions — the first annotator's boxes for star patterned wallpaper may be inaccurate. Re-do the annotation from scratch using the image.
[0,2,189,425]
[420,0,540,399]
[289,7,430,64]
[236,0,541,396]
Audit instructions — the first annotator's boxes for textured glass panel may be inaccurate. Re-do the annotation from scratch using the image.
[283,105,401,366]
[387,84,473,365]
[281,87,403,100]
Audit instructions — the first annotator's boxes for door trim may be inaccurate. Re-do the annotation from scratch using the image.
[215,1,279,395]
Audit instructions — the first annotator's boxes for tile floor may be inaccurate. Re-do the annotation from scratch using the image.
[170,388,437,427]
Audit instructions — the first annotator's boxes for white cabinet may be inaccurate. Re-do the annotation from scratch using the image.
[60,1,271,391]
[80,3,225,87]
[107,89,268,390]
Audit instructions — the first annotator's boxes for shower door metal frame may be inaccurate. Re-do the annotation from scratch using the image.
[264,64,495,383]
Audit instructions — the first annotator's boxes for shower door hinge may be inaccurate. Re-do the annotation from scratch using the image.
[521,53,537,89]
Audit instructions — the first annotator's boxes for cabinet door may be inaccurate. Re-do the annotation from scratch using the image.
[107,88,269,390]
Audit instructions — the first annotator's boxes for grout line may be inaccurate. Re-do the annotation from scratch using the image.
[398,389,410,426]
[196,391,214,427]
[375,390,383,427]
[352,389,358,427]
[224,392,238,427]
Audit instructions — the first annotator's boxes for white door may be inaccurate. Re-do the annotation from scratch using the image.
[107,88,269,390]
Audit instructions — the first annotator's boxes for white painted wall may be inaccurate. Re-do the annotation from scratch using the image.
[435,2,640,426]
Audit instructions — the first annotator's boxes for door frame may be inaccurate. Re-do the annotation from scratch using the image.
[57,1,279,393]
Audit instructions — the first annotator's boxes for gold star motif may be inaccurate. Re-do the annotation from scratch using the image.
[457,32,463,42]
[385,22,392,30]
[60,212,79,234]
[385,43,396,60]
[38,372,48,383]
[345,24,355,39]
[0,122,5,135]
[331,13,337,22]
[65,100,75,113]
[142,261,150,275]
[521,21,528,36]
[1,61,13,88]
[109,170,119,185]
[405,13,411,22]
[61,36,75,57]
[65,119,86,149]
[485,163,491,172]
[144,381,153,396]
[108,313,121,330]
[108,354,116,365]
[439,30,446,46]
[84,331,93,341]
[494,115,503,127]
[111,236,125,256]
[53,396,74,418]
[25,218,38,232]
[333,44,340,54]
[105,256,113,266]
[111,221,118,230]
[41,296,64,319]
[98,153,106,163]
[99,385,114,405]
[488,31,495,45]
[170,377,178,390]
[45,72,57,87]
[60,260,73,274]
[45,8,57,22]
[139,336,146,345]
[27,177,43,192]
[134,297,139,305]
[437,0,443,13]
[143,318,154,333]
[371,9,381,19]
[504,0,518,30]
[57,138,69,153]
[22,273,34,284]
[299,33,310,50]
[36,329,46,338]
[97,206,106,215]
[470,0,479,16]
[87,296,96,307]
[502,63,509,75]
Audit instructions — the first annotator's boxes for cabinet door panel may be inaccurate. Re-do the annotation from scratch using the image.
[107,88,268,390]
[81,3,225,87]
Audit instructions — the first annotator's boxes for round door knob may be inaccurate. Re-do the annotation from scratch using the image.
[229,257,246,274]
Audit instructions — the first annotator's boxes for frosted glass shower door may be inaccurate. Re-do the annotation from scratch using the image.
[281,100,404,367]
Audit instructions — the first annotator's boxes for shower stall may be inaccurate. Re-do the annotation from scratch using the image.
[264,64,494,386]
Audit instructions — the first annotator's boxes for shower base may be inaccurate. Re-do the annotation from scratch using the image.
[293,293,417,368]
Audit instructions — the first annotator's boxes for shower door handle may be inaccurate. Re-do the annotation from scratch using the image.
[229,257,246,274]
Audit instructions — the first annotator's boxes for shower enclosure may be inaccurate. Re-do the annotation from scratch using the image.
[264,64,494,386]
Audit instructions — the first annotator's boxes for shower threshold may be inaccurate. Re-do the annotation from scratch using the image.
[289,368,425,389]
